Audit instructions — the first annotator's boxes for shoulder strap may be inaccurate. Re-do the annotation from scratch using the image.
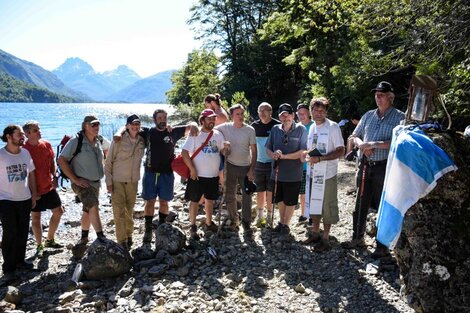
[69,131,84,163]
[190,131,213,160]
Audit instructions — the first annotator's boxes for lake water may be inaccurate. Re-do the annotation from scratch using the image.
[0,102,175,148]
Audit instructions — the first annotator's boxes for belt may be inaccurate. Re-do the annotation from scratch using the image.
[364,159,387,167]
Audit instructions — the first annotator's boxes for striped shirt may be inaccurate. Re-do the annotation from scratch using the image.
[352,106,405,161]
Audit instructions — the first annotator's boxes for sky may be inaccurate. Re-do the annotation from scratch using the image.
[0,0,201,78]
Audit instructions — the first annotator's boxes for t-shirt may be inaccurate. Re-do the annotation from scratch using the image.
[141,126,186,173]
[307,119,344,179]
[0,147,35,201]
[182,130,225,178]
[251,119,281,163]
[216,123,256,167]
[60,135,105,183]
[24,140,55,195]
[265,123,307,182]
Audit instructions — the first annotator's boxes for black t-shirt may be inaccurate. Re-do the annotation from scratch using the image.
[340,120,356,146]
[141,126,186,173]
[251,118,281,137]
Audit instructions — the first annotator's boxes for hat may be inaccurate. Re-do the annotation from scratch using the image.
[126,114,140,124]
[372,81,394,93]
[296,103,309,112]
[244,176,257,195]
[278,103,294,115]
[199,109,217,119]
[83,115,100,124]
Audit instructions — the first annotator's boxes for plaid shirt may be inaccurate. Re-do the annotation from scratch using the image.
[352,107,405,161]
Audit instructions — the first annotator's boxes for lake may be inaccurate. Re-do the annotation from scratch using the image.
[0,102,176,148]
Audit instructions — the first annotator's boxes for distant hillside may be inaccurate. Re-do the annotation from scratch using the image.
[54,58,141,101]
[105,70,174,103]
[0,72,76,103]
[0,49,86,100]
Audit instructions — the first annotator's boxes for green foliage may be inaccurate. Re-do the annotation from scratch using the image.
[0,72,76,103]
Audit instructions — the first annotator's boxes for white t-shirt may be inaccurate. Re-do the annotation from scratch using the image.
[307,119,344,179]
[216,122,256,166]
[182,129,225,178]
[0,147,36,201]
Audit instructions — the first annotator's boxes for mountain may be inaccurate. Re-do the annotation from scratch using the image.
[0,71,76,103]
[0,49,85,100]
[53,58,140,101]
[105,70,174,103]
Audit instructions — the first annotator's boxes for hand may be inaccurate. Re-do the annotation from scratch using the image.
[247,168,255,181]
[107,184,113,193]
[74,177,90,188]
[223,141,231,156]
[113,134,122,142]
[189,124,199,136]
[32,198,37,209]
[273,150,283,160]
[190,168,198,181]
[166,125,173,132]
[309,156,321,165]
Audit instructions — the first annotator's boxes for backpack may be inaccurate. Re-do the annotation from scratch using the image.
[56,131,104,188]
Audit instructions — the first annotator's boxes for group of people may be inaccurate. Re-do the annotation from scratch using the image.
[0,81,404,282]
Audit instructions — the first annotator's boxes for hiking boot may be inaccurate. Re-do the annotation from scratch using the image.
[190,224,200,240]
[341,238,366,249]
[227,220,240,232]
[371,246,390,259]
[36,244,44,257]
[166,211,178,223]
[79,237,89,245]
[314,238,331,252]
[273,222,283,232]
[17,260,34,270]
[308,217,313,225]
[143,225,153,244]
[204,221,219,233]
[298,215,307,223]
[302,232,321,245]
[242,221,253,237]
[255,217,267,228]
[280,224,290,235]
[44,239,63,249]
[127,237,133,248]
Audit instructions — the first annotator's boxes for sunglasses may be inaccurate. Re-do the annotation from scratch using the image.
[283,134,289,145]
[90,122,100,127]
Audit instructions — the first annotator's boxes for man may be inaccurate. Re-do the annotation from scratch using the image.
[266,103,307,235]
[105,114,145,250]
[296,103,314,223]
[182,109,228,240]
[250,102,280,227]
[139,109,198,244]
[342,81,405,259]
[301,98,345,251]
[216,104,257,236]
[58,115,106,244]
[0,125,37,282]
[23,121,64,256]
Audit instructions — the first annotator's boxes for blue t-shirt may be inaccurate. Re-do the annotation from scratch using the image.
[251,118,281,163]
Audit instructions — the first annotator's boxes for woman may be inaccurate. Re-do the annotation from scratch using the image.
[204,93,229,126]
[105,115,145,250]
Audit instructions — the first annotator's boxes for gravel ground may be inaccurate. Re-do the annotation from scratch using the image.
[0,160,415,313]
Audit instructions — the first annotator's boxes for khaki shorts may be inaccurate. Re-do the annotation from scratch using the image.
[72,183,100,213]
[310,176,339,224]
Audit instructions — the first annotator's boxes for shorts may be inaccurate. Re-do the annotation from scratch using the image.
[254,162,273,192]
[32,189,62,212]
[141,172,174,201]
[272,181,301,206]
[184,177,219,202]
[299,170,307,195]
[310,176,339,224]
[71,184,100,213]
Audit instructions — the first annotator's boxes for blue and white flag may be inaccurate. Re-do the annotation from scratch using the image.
[376,125,457,249]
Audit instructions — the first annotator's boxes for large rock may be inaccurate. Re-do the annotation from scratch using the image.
[81,238,133,280]
[154,223,186,254]
[395,131,470,313]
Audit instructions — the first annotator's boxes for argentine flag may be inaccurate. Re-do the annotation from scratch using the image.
[376,125,457,249]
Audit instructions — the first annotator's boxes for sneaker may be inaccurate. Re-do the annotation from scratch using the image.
[44,239,63,249]
[17,260,34,270]
[273,222,283,232]
[79,237,89,245]
[255,217,267,228]
[302,232,321,245]
[143,226,152,244]
[190,224,200,240]
[36,244,44,257]
[204,221,218,233]
[341,238,366,249]
[298,216,307,223]
[280,224,290,235]
[314,238,331,252]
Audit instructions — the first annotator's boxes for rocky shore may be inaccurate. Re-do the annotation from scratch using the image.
[0,160,415,313]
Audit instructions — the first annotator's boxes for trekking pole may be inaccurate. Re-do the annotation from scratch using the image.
[270,160,279,229]
[217,149,228,237]
[355,154,367,239]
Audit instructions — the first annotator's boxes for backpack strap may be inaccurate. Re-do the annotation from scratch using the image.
[69,131,84,163]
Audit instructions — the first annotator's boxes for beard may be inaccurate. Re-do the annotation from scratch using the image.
[157,122,167,129]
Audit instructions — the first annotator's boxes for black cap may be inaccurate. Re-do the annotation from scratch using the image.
[278,103,294,115]
[296,103,309,111]
[126,114,140,124]
[244,176,257,195]
[372,81,394,93]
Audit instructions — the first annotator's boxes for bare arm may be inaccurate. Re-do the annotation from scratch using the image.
[29,170,38,208]
[182,149,197,180]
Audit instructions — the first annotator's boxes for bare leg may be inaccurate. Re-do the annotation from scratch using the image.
[144,199,156,217]
[300,194,306,216]
[88,205,103,232]
[323,223,331,239]
[266,191,273,212]
[46,206,64,241]
[284,205,295,225]
[311,216,322,233]
[81,212,91,231]
[159,199,169,215]
[31,212,42,245]
[204,199,214,225]
[189,201,198,225]
[278,201,286,224]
